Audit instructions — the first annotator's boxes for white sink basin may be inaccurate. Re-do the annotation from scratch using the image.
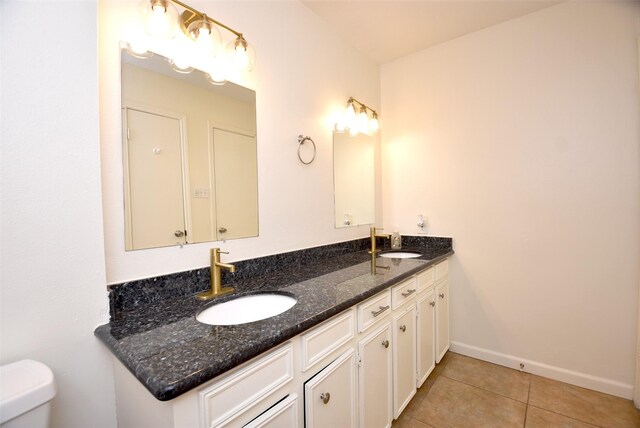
[196,294,297,326]
[379,251,422,259]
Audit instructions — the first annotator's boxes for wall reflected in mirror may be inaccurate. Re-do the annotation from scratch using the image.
[121,51,258,250]
[333,132,375,228]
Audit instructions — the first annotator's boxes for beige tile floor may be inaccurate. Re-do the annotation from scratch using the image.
[393,352,640,428]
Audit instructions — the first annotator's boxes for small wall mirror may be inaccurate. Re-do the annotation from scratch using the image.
[333,132,375,228]
[121,51,258,250]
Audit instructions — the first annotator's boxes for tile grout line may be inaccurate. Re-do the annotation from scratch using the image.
[526,404,602,428]
[440,371,530,404]
[523,378,532,427]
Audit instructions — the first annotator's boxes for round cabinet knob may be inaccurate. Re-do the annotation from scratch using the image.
[429,301,435,307]
[174,230,184,237]
[320,392,331,404]
[381,340,389,348]
[399,325,406,332]
[439,293,445,299]
[218,227,228,233]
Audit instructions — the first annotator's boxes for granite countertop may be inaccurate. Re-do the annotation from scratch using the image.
[95,245,453,401]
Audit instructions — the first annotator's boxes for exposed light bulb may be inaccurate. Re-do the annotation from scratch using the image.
[234,46,249,70]
[139,0,179,39]
[151,2,166,13]
[345,101,355,118]
[195,28,210,45]
[345,101,357,132]
[168,34,194,73]
[369,113,379,132]
[226,36,255,72]
[187,15,220,58]
[357,106,369,133]
[206,56,227,85]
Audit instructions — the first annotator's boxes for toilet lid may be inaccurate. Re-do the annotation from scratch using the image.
[0,360,56,424]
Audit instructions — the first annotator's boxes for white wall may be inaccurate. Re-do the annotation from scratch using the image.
[0,2,117,427]
[100,0,382,284]
[381,1,640,398]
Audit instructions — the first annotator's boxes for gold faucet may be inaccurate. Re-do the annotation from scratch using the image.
[370,251,391,275]
[369,226,391,254]
[197,248,236,300]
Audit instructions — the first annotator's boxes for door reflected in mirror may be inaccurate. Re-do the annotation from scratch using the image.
[121,51,258,250]
[333,132,375,228]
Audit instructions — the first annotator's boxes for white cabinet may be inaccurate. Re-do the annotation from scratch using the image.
[198,344,294,428]
[392,304,416,418]
[114,258,451,428]
[391,277,418,310]
[435,278,450,363]
[357,290,391,333]
[301,309,355,371]
[416,289,436,387]
[304,349,357,428]
[244,394,298,428]
[358,323,393,428]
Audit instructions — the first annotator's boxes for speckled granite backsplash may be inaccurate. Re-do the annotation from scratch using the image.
[108,235,452,317]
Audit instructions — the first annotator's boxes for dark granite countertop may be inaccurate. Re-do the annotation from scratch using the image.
[95,244,453,401]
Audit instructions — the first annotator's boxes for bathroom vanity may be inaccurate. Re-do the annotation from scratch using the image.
[96,237,452,427]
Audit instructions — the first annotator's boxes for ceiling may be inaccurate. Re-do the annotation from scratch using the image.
[301,0,562,64]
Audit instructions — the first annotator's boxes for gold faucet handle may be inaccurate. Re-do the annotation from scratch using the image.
[219,251,229,255]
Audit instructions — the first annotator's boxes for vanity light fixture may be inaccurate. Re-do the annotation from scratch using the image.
[126,0,256,84]
[335,97,380,135]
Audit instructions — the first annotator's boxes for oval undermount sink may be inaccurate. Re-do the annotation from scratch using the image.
[379,251,422,259]
[196,293,297,326]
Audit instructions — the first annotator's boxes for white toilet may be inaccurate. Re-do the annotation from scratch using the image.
[0,360,56,428]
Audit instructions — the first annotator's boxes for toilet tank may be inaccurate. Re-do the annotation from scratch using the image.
[0,360,56,428]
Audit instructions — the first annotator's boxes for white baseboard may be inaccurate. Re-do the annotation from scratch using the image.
[450,341,634,400]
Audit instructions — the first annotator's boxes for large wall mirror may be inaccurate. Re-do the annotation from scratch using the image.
[333,132,375,228]
[121,51,258,250]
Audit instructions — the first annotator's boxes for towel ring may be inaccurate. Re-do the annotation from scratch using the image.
[297,135,316,165]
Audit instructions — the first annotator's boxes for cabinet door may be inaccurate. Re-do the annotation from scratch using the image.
[243,394,298,428]
[392,305,416,419]
[416,290,436,387]
[304,349,357,428]
[436,279,450,363]
[358,323,392,428]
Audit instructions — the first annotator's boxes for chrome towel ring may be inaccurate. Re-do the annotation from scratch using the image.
[297,134,316,165]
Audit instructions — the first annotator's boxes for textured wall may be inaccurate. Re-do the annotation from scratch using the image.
[1,1,117,427]
[381,1,640,397]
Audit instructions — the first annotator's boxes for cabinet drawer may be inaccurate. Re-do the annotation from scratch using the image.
[199,343,294,428]
[391,277,418,310]
[301,310,355,371]
[416,267,435,293]
[435,259,449,282]
[357,290,391,333]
